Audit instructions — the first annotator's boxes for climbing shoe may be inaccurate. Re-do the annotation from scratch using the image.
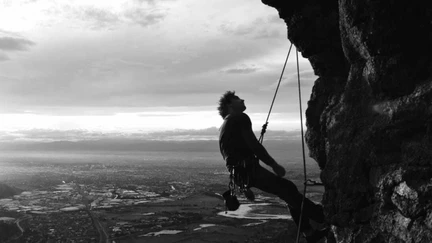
[243,188,255,201]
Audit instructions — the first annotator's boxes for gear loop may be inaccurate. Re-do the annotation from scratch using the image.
[228,166,236,196]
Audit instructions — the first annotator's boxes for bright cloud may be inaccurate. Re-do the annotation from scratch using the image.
[0,36,35,51]
[0,110,221,132]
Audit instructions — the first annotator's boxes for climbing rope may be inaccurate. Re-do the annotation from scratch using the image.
[258,44,323,243]
[259,43,293,144]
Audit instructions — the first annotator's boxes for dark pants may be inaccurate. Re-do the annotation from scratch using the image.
[242,163,324,232]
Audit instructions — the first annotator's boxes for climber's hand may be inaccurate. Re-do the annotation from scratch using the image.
[271,163,286,177]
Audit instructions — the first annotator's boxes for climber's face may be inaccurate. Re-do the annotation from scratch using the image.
[228,96,246,113]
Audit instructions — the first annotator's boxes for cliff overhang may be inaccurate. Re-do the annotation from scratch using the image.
[262,1,432,242]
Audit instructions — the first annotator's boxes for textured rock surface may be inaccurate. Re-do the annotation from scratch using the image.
[262,0,432,242]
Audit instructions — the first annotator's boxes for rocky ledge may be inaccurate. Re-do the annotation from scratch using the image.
[262,1,432,242]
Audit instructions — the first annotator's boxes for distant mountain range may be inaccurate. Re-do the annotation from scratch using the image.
[0,128,302,143]
[0,138,305,154]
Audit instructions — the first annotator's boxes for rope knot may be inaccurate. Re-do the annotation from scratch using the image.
[261,122,268,135]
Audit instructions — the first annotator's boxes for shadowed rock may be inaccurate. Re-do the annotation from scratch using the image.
[262,0,432,242]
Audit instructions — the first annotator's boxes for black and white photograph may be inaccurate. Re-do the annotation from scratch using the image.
[1,1,431,242]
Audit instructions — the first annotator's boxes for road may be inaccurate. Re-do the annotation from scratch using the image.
[87,209,109,243]
[9,215,31,242]
[75,183,109,243]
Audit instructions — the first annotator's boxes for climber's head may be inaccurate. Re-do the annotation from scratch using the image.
[217,91,246,119]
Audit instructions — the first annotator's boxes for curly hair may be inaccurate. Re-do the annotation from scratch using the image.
[217,91,237,119]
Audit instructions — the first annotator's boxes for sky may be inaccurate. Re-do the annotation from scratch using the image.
[0,0,318,142]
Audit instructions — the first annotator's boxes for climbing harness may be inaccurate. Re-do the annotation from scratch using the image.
[258,44,323,243]
[224,157,258,212]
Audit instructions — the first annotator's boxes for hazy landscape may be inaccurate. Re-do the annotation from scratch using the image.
[0,135,323,243]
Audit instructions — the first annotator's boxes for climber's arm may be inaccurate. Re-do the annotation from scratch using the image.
[241,127,276,166]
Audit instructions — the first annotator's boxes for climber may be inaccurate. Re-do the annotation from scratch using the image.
[218,91,328,243]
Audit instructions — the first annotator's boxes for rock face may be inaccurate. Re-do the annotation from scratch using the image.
[262,1,432,242]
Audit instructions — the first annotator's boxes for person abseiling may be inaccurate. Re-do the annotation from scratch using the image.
[218,91,328,243]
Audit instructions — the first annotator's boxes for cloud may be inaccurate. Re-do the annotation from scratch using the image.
[260,69,317,91]
[223,65,260,74]
[283,69,316,87]
[0,127,301,143]
[219,16,284,40]
[123,8,167,27]
[0,29,21,36]
[220,22,253,36]
[88,58,165,73]
[0,0,298,116]
[0,128,215,143]
[0,53,10,61]
[267,15,284,24]
[117,59,163,68]
[253,28,283,39]
[0,129,108,142]
[74,0,178,29]
[0,36,35,51]
[53,2,172,30]
[144,127,219,140]
[133,0,177,5]
[224,67,258,74]
[78,6,120,29]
